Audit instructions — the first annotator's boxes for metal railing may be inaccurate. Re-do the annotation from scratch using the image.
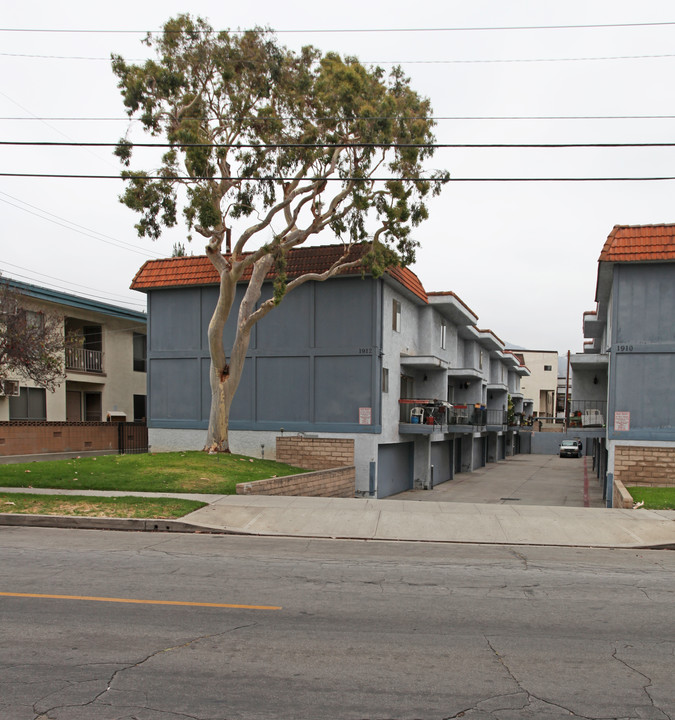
[486,409,507,426]
[399,400,489,427]
[66,346,103,374]
[567,400,607,427]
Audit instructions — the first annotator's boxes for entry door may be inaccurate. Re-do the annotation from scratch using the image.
[84,392,102,421]
[66,391,81,422]
[454,437,462,474]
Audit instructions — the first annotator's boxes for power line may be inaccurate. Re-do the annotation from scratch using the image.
[3,115,675,122]
[1,268,146,312]
[6,140,675,149]
[3,172,675,182]
[1,261,146,308]
[4,50,675,64]
[0,193,163,259]
[2,20,675,33]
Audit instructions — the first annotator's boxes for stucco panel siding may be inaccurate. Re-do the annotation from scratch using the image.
[150,289,202,351]
[314,356,373,423]
[615,264,675,344]
[147,277,380,432]
[256,357,311,422]
[613,353,675,431]
[314,277,375,348]
[149,358,201,421]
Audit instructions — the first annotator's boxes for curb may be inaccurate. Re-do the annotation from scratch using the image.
[0,513,227,534]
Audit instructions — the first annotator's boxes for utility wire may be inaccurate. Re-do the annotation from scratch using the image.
[3,172,675,182]
[2,20,675,33]
[3,114,675,121]
[0,194,163,258]
[5,140,675,149]
[1,268,146,311]
[4,50,675,64]
[1,261,147,309]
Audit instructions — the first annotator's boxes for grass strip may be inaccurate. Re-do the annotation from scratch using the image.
[0,493,207,519]
[0,451,307,494]
[627,486,675,510]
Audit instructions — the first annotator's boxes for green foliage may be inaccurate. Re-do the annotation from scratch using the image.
[112,14,447,262]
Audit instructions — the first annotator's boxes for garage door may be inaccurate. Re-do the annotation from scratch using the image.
[377,442,413,498]
[431,440,452,485]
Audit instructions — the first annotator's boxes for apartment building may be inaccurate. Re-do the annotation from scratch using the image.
[0,279,147,424]
[131,243,530,498]
[573,224,675,503]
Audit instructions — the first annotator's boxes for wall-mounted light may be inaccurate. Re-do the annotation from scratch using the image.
[593,376,598,384]
[423,374,428,382]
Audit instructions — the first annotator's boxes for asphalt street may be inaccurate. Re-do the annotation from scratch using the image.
[1,527,674,720]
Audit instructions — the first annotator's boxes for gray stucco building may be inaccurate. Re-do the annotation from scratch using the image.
[132,244,530,498]
[573,224,675,504]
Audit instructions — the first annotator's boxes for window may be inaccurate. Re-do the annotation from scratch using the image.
[479,351,484,370]
[134,394,147,422]
[133,333,147,372]
[9,387,46,420]
[392,299,401,332]
[544,365,552,371]
[382,368,389,393]
[25,310,44,331]
[440,322,446,350]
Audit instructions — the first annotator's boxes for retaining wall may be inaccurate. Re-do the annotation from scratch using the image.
[614,445,675,488]
[275,436,354,470]
[236,466,355,498]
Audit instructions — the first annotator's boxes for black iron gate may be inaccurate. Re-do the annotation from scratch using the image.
[117,422,148,454]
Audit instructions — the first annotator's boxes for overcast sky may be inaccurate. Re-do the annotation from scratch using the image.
[2,0,675,354]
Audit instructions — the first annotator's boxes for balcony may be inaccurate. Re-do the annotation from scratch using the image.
[399,399,488,433]
[66,346,104,374]
[567,400,607,428]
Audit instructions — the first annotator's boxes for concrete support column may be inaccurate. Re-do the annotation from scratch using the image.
[413,436,432,489]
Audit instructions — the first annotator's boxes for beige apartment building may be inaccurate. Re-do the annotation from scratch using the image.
[513,350,558,419]
[0,279,147,424]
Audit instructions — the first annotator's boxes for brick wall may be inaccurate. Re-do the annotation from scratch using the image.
[0,421,118,456]
[614,445,675,488]
[236,466,355,498]
[612,476,634,509]
[275,436,354,470]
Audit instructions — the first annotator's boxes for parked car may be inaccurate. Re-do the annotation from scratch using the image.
[559,439,582,458]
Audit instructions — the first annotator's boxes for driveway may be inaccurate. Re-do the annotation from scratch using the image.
[391,454,605,508]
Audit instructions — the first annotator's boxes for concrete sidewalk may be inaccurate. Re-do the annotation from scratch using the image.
[1,486,674,549]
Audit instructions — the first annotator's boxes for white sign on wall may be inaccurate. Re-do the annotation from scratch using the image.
[614,411,630,431]
[359,407,372,425]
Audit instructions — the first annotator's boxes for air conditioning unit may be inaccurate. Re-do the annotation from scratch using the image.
[0,379,20,397]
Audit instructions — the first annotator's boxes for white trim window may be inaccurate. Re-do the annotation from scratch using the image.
[392,299,401,333]
[440,322,447,350]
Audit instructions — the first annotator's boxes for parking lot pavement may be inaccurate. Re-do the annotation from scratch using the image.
[391,454,605,508]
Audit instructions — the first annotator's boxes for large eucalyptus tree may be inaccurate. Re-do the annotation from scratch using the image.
[113,15,448,452]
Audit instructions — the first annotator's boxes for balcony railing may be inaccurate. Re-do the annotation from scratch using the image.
[66,346,103,374]
[399,399,488,428]
[486,409,507,426]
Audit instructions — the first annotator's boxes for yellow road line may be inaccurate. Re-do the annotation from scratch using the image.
[0,592,281,610]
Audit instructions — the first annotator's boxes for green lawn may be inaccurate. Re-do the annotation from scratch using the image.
[0,451,307,495]
[627,486,675,510]
[0,492,207,518]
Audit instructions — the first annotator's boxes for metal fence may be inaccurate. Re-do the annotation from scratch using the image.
[117,422,148,454]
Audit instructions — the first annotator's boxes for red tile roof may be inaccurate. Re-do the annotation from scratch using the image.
[131,243,429,303]
[599,224,675,263]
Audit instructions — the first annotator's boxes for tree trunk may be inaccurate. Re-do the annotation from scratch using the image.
[204,255,274,452]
